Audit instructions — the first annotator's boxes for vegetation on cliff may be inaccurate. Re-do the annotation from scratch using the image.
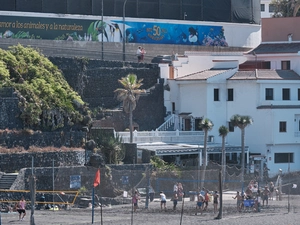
[0,44,91,131]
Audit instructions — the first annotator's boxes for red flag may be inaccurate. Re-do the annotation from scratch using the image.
[93,169,100,187]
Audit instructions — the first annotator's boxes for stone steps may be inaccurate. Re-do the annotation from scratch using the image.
[0,173,18,189]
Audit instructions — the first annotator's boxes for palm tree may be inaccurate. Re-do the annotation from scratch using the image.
[216,125,229,219]
[114,74,145,143]
[219,125,229,186]
[198,118,214,189]
[230,114,253,190]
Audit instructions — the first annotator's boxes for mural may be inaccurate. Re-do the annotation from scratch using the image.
[0,14,228,46]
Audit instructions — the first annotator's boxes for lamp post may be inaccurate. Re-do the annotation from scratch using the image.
[122,0,128,67]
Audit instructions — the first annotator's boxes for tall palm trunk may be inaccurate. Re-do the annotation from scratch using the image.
[221,135,226,188]
[216,169,223,219]
[241,127,245,190]
[129,104,133,143]
[200,129,208,189]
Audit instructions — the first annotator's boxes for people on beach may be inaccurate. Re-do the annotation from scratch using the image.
[172,191,178,210]
[233,191,243,212]
[17,196,26,221]
[262,186,270,206]
[132,191,140,212]
[269,181,275,200]
[213,191,219,214]
[160,191,167,211]
[203,189,210,211]
[254,189,261,212]
[195,192,204,215]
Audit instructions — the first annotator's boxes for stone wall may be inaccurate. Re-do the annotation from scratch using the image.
[0,131,85,149]
[49,57,165,131]
[0,150,85,173]
[49,57,160,109]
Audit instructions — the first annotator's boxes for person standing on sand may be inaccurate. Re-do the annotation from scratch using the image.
[132,191,140,212]
[172,191,178,210]
[195,192,204,215]
[213,191,219,214]
[160,191,167,211]
[232,191,243,212]
[17,196,26,221]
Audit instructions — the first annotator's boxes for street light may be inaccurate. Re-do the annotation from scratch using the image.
[122,0,128,67]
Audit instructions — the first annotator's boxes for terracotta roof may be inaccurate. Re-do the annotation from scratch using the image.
[175,69,229,81]
[229,70,300,80]
[248,43,300,54]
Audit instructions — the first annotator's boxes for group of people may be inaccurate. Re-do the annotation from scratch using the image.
[232,180,278,213]
[195,188,219,215]
[136,46,146,63]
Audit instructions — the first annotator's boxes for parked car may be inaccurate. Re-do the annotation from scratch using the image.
[137,186,155,202]
[151,55,173,64]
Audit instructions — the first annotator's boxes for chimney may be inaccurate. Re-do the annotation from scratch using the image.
[288,33,293,43]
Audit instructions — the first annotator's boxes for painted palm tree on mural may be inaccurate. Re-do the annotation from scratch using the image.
[216,125,229,219]
[230,114,253,190]
[114,74,145,143]
[198,118,214,189]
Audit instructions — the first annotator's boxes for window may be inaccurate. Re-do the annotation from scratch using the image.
[261,4,265,12]
[281,61,290,70]
[282,88,290,100]
[227,89,233,101]
[228,122,234,132]
[195,118,203,131]
[298,89,300,100]
[269,4,276,13]
[214,89,219,101]
[274,153,293,163]
[265,88,273,100]
[261,61,271,69]
[279,121,286,132]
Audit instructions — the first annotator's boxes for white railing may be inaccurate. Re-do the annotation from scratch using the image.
[157,114,179,131]
[115,129,206,143]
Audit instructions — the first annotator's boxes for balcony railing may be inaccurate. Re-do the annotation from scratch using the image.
[115,129,207,144]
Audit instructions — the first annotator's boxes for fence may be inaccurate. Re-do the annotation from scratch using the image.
[1,164,299,216]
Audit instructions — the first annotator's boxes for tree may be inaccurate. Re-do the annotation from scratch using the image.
[271,0,300,17]
[198,118,214,189]
[0,44,91,131]
[114,74,145,143]
[216,125,229,219]
[230,114,253,190]
[219,125,229,186]
[100,135,125,164]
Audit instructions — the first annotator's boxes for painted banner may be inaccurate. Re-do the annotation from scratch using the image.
[0,14,228,46]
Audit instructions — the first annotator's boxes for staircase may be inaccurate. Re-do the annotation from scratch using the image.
[157,114,178,131]
[0,173,18,189]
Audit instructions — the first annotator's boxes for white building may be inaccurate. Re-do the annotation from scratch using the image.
[159,17,300,177]
[261,0,276,18]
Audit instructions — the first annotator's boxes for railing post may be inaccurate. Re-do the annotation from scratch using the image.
[155,129,159,137]
[133,130,137,137]
[176,129,179,136]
